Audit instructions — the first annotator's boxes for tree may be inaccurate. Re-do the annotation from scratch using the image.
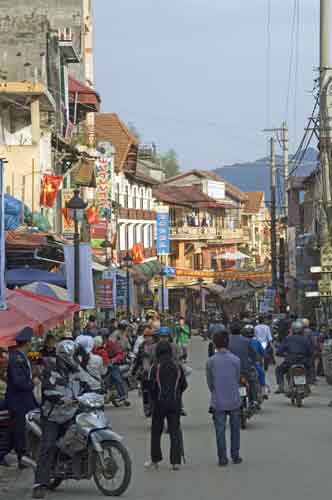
[159,149,180,178]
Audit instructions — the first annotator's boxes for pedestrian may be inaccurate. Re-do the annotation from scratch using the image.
[0,348,14,468]
[146,341,187,471]
[175,317,191,362]
[132,327,155,416]
[75,335,104,393]
[5,327,38,469]
[206,328,243,467]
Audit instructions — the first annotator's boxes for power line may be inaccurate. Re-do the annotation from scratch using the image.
[266,0,272,130]
[285,0,297,120]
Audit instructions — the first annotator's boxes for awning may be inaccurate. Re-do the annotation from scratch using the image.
[5,268,66,287]
[71,159,96,188]
[204,281,255,302]
[219,251,250,261]
[0,289,79,348]
[131,260,163,282]
[69,76,101,112]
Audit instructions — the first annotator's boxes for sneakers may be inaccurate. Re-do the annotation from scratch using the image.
[32,486,46,499]
[233,457,243,465]
[144,461,159,470]
[172,465,180,471]
[218,459,229,467]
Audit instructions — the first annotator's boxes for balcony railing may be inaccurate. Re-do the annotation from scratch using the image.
[219,228,244,243]
[118,208,156,221]
[170,225,219,240]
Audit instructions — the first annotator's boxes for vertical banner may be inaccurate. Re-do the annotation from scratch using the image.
[62,188,75,239]
[158,285,169,311]
[156,205,170,255]
[0,159,6,310]
[116,272,134,311]
[91,144,113,251]
[95,277,114,309]
[64,243,95,309]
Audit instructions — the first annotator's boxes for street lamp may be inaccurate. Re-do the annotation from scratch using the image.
[198,278,204,336]
[101,237,113,327]
[122,253,133,318]
[159,269,166,314]
[66,189,87,336]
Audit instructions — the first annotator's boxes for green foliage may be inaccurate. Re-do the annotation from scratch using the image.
[159,149,180,178]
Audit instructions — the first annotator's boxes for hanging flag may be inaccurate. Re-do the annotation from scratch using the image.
[131,243,144,264]
[40,175,62,208]
[86,205,99,225]
[62,208,72,227]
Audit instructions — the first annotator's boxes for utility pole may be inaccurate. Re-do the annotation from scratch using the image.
[282,121,289,219]
[270,137,278,289]
[320,0,332,238]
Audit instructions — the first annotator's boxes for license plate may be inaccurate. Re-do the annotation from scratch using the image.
[239,387,247,397]
[294,375,306,385]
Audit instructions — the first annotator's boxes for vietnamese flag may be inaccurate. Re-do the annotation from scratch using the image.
[40,175,62,208]
[62,208,72,227]
[131,243,144,264]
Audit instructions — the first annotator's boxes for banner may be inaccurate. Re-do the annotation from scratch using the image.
[156,209,170,255]
[61,189,75,239]
[92,150,113,249]
[95,279,113,309]
[64,243,95,309]
[40,175,62,208]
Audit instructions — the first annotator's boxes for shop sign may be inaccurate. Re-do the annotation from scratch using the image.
[156,205,170,255]
[319,279,332,297]
[95,279,113,309]
[321,244,332,272]
[62,188,75,239]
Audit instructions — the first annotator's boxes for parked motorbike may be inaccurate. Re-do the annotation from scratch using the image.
[285,364,310,408]
[25,393,132,496]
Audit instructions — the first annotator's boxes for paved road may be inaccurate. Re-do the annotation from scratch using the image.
[4,337,332,500]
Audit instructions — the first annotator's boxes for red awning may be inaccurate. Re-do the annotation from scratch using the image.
[0,289,80,347]
[69,76,101,112]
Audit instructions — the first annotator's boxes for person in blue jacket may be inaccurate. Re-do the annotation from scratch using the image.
[242,324,267,395]
[5,327,38,469]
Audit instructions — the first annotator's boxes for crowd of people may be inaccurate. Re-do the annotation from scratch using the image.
[1,308,332,497]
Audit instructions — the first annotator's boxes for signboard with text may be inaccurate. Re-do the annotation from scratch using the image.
[95,279,113,309]
[156,206,170,255]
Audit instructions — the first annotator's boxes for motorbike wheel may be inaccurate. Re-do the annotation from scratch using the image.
[296,395,303,408]
[48,478,63,491]
[241,413,247,430]
[93,440,132,497]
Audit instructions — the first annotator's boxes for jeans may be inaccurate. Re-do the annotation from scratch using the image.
[213,410,241,463]
[107,365,126,400]
[35,418,69,487]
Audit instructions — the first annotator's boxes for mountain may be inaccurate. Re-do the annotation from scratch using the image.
[213,147,318,202]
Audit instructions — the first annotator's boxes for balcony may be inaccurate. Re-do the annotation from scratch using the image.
[58,28,80,63]
[242,227,251,243]
[219,228,244,244]
[118,208,156,221]
[170,225,219,240]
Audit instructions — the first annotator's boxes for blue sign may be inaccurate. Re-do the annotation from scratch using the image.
[156,212,170,255]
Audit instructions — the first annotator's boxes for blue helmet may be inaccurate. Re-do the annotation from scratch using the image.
[155,326,171,337]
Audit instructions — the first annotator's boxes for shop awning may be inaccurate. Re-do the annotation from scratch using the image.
[69,76,101,112]
[0,289,79,348]
[5,268,66,287]
[131,260,163,282]
[219,251,250,261]
[204,281,255,302]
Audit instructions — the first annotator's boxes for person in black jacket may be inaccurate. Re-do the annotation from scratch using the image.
[146,341,187,471]
[5,327,38,470]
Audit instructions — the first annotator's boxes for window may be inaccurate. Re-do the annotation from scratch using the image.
[133,224,137,245]
[140,188,144,209]
[116,183,120,205]
[125,224,129,250]
[141,225,145,247]
[133,188,137,209]
[193,254,201,270]
[124,185,129,208]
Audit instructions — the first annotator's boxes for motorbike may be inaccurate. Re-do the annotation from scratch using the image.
[285,364,310,408]
[239,375,252,429]
[25,393,132,497]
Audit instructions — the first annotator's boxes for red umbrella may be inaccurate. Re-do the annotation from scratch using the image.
[0,289,80,348]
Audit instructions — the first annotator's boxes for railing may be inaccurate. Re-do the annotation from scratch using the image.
[242,227,251,242]
[169,225,218,239]
[118,208,156,220]
[219,228,244,243]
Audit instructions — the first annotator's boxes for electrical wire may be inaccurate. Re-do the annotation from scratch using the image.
[285,0,297,120]
[293,0,300,151]
[266,0,272,130]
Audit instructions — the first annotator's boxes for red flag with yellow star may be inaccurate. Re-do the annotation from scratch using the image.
[40,175,62,208]
[86,205,99,225]
[131,243,144,264]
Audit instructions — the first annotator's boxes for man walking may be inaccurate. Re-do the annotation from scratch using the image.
[206,327,243,467]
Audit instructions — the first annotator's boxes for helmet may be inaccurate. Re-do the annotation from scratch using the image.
[209,323,227,336]
[242,324,255,338]
[56,340,79,370]
[292,320,304,335]
[119,320,129,330]
[155,326,171,337]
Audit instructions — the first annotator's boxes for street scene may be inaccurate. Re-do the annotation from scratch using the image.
[1,1,332,500]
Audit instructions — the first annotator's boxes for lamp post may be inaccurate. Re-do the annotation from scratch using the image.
[122,253,133,318]
[66,189,87,336]
[160,269,166,314]
[198,278,204,335]
[101,237,113,328]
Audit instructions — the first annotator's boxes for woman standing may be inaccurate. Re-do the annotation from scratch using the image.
[146,341,187,471]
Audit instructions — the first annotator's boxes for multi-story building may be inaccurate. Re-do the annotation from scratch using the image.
[242,192,270,267]
[95,113,157,262]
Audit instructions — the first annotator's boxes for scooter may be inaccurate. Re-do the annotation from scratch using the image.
[285,364,310,408]
[239,376,252,429]
[25,393,132,496]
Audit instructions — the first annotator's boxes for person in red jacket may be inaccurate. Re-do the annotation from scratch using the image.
[100,329,129,405]
[93,336,110,370]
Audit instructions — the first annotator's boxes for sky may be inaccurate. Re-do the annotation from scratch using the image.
[93,0,319,170]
